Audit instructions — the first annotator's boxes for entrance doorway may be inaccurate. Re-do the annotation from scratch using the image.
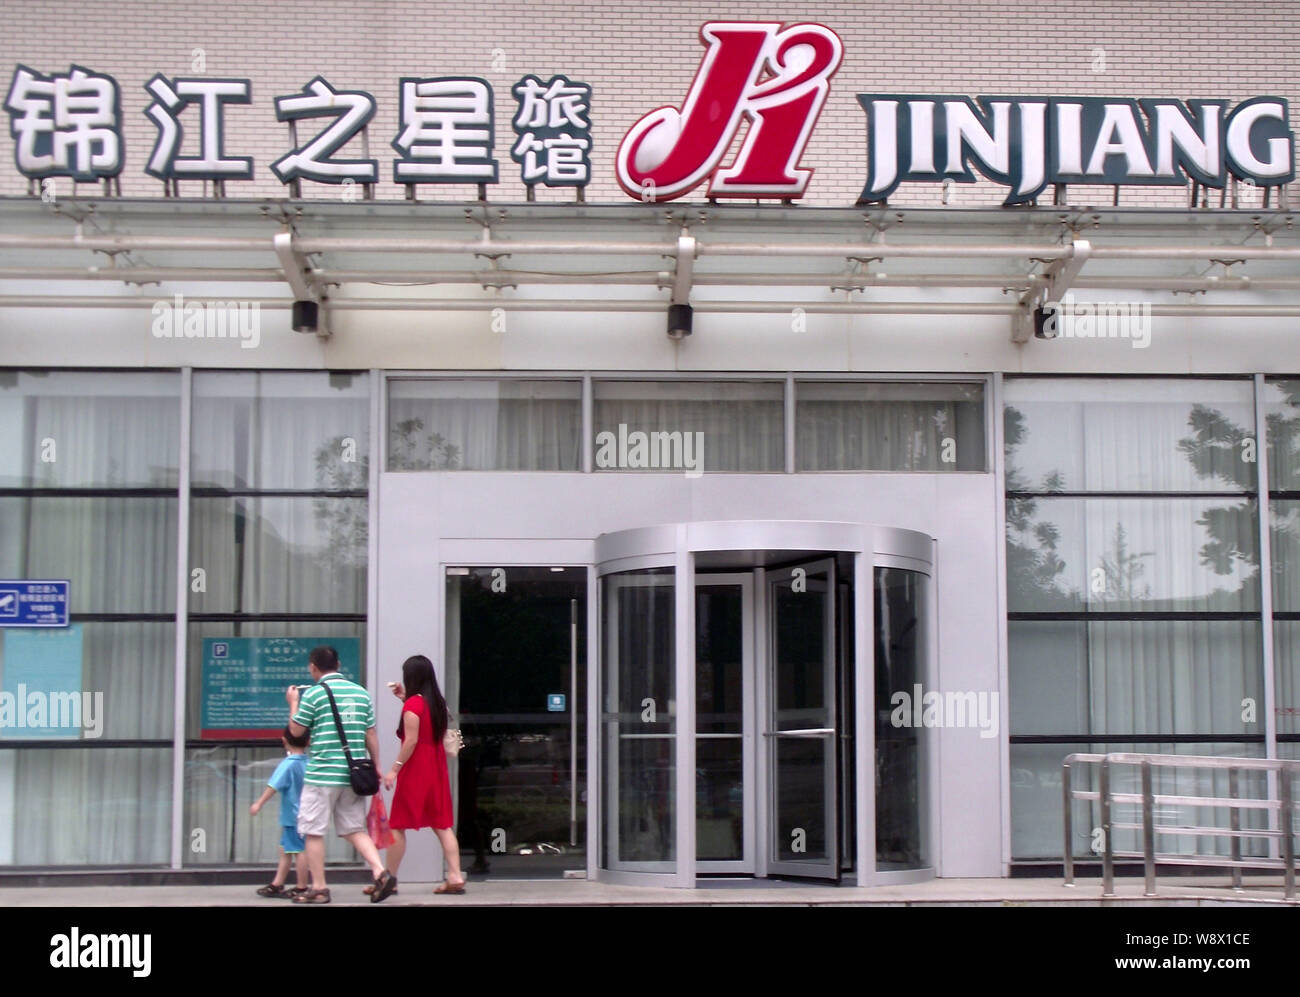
[443,566,587,879]
[694,557,852,880]
[596,520,934,887]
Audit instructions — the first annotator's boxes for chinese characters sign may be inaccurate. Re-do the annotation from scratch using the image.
[201,636,362,739]
[4,64,593,190]
[0,580,70,627]
[5,23,1295,205]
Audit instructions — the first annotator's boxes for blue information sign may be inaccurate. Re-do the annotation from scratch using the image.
[201,636,362,739]
[0,580,70,628]
[547,693,566,712]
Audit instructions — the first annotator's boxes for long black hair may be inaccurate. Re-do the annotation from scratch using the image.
[397,654,449,741]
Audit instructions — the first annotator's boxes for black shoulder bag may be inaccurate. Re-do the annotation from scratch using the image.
[320,680,379,796]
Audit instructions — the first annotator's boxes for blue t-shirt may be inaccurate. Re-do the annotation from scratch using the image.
[268,753,308,827]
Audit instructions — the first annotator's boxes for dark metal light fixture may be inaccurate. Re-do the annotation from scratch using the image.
[292,299,319,333]
[667,302,693,340]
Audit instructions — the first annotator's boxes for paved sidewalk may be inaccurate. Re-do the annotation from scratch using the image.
[0,876,1294,906]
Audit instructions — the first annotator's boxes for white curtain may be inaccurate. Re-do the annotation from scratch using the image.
[593,392,784,472]
[388,380,581,471]
[0,377,178,865]
[796,382,985,471]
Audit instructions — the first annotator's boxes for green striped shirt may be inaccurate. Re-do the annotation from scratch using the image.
[292,674,376,787]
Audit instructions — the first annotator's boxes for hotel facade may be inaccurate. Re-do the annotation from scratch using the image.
[0,0,1297,887]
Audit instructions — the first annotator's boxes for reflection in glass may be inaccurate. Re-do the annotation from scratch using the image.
[1264,378,1300,491]
[1271,500,1300,612]
[602,569,674,868]
[1004,378,1256,492]
[189,497,367,615]
[1006,497,1260,613]
[388,379,581,471]
[796,380,985,471]
[192,371,369,490]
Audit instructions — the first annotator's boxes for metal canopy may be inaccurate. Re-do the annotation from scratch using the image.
[0,196,1297,340]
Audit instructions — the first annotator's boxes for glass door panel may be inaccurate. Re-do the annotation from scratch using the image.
[601,569,676,872]
[767,558,839,879]
[696,577,752,870]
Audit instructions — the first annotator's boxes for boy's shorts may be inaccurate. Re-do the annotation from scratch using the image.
[297,783,367,838]
[281,825,306,854]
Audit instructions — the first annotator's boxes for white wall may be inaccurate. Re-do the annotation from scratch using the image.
[376,468,1004,880]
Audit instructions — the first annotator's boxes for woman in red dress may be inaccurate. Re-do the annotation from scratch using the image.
[379,654,467,895]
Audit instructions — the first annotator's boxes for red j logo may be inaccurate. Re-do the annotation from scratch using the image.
[616,21,843,202]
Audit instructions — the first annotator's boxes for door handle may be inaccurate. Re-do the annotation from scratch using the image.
[763,727,836,737]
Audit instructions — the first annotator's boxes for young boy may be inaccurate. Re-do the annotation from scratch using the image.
[250,724,310,898]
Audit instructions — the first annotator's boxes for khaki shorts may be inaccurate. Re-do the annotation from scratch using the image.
[297,783,368,838]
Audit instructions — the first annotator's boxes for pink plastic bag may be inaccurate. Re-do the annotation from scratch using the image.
[368,793,395,850]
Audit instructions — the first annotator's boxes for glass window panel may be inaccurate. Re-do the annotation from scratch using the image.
[185,620,366,739]
[1004,378,1256,492]
[1006,496,1260,612]
[0,622,172,741]
[388,378,580,471]
[1271,499,1300,612]
[0,496,177,613]
[1277,622,1300,738]
[796,380,985,471]
[593,379,783,472]
[0,747,172,865]
[192,371,369,490]
[189,496,367,615]
[1011,742,1268,861]
[184,746,352,865]
[0,370,180,489]
[1009,620,1262,737]
[1264,377,1300,491]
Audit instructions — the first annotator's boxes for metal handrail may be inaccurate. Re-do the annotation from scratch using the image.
[1062,752,1298,899]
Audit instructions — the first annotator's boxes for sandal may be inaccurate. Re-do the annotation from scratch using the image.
[370,870,398,903]
[433,879,467,895]
[361,883,398,896]
[292,888,331,904]
[256,883,288,897]
[284,886,311,900]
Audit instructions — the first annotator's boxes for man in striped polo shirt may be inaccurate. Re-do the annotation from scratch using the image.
[286,645,393,903]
